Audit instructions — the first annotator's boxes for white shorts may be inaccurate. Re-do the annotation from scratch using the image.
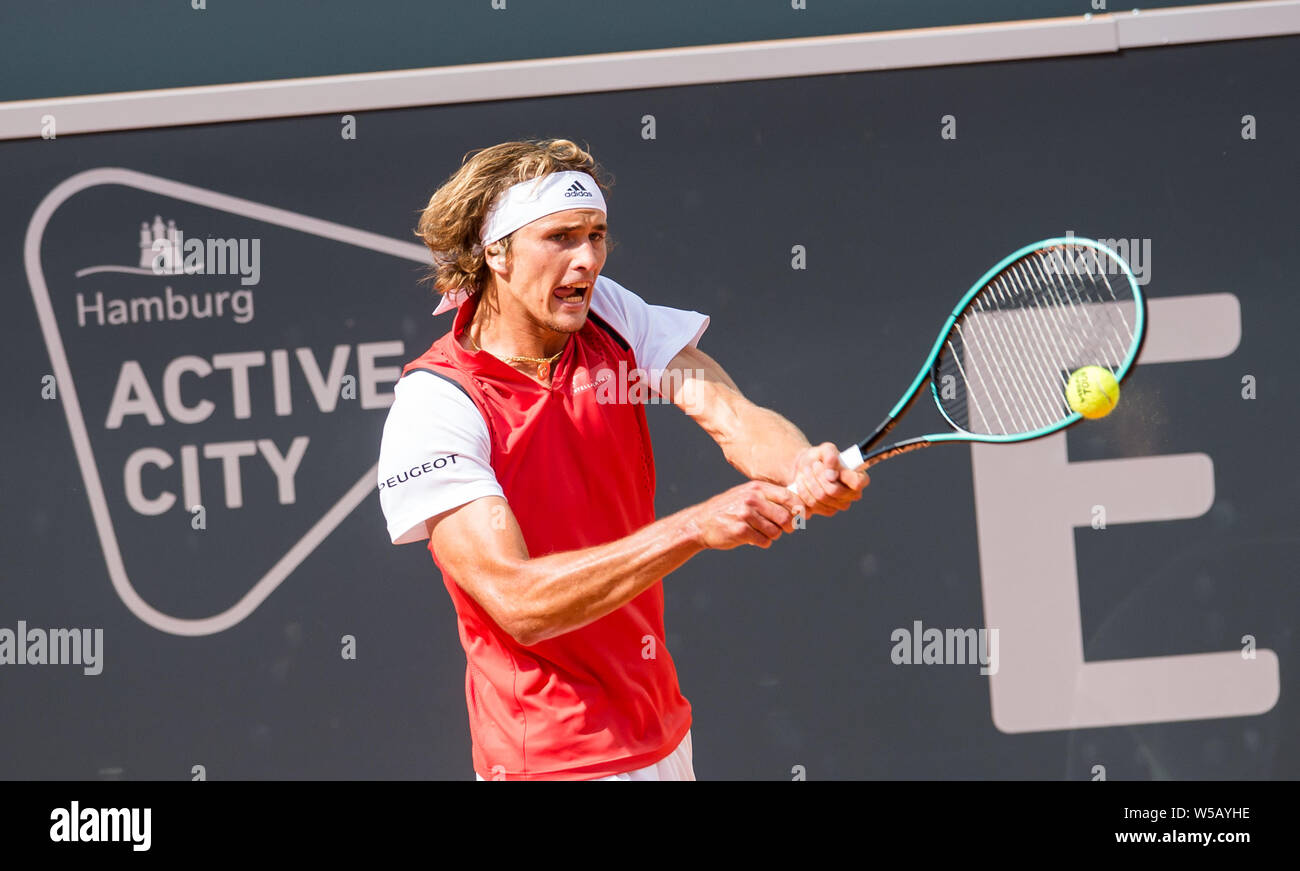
[475,730,696,781]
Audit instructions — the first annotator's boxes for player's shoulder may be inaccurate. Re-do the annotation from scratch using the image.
[591,273,647,312]
[393,367,471,402]
[384,369,481,434]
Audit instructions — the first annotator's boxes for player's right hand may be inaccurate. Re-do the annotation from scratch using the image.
[689,480,803,550]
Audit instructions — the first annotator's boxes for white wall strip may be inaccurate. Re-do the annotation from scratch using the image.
[1,0,1296,140]
[1117,0,1300,45]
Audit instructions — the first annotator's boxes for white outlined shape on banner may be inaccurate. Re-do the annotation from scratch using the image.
[971,292,1281,729]
[25,167,430,637]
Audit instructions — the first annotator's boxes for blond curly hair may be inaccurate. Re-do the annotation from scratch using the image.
[414,138,613,303]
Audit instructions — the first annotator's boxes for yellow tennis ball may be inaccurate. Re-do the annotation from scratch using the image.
[1066,366,1120,419]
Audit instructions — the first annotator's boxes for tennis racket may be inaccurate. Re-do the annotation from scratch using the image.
[791,237,1146,489]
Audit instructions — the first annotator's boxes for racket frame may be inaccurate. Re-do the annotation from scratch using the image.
[844,237,1147,471]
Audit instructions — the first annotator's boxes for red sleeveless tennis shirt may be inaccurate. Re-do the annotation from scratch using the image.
[402,294,692,780]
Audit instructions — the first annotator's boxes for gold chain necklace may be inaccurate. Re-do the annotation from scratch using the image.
[469,330,565,381]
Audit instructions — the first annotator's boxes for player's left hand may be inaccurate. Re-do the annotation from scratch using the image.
[789,442,869,518]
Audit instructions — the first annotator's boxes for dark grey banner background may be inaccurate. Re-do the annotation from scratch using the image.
[1,35,1297,779]
[0,0,1264,102]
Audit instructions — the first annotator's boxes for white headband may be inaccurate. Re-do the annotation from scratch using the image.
[432,171,607,315]
[480,170,606,246]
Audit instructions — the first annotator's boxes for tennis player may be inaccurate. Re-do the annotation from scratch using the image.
[378,139,868,781]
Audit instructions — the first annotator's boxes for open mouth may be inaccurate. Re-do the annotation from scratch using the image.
[554,282,591,304]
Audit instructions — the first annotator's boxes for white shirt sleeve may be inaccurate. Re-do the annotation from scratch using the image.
[590,275,710,395]
[377,371,505,545]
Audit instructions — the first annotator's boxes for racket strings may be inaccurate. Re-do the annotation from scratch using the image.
[935,242,1138,436]
[1038,248,1130,366]
[973,291,1054,431]
[989,271,1069,427]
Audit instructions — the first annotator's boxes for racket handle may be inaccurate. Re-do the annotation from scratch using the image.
[785,445,865,494]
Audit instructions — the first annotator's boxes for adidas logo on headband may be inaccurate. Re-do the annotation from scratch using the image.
[477,171,606,250]
[564,180,594,198]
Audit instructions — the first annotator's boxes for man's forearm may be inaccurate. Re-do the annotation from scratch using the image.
[667,346,812,485]
[509,505,706,645]
[709,396,812,485]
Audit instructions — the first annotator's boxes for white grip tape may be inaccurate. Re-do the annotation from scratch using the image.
[785,444,864,494]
